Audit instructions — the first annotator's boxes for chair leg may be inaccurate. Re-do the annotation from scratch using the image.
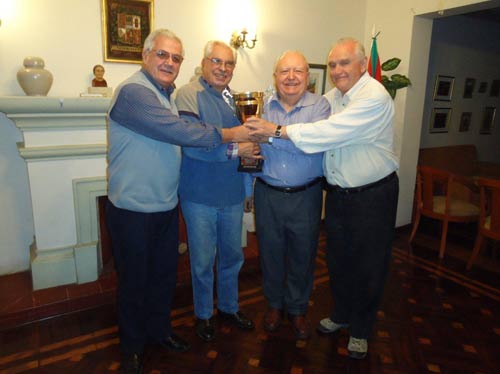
[409,212,421,243]
[438,220,449,259]
[466,234,484,270]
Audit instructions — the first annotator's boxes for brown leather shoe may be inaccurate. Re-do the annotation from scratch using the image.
[289,314,310,340]
[263,308,282,332]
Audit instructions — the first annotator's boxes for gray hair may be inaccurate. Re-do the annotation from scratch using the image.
[273,50,309,72]
[330,37,365,61]
[203,40,237,63]
[143,28,184,56]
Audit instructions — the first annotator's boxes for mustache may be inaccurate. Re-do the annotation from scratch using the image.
[159,67,175,74]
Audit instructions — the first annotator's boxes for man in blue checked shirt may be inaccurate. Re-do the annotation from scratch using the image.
[253,51,330,340]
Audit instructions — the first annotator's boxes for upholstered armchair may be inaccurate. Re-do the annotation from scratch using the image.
[409,165,480,259]
[466,178,500,270]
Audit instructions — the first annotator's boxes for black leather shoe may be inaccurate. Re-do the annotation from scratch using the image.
[217,309,255,330]
[120,352,143,374]
[263,308,283,332]
[289,314,311,340]
[157,333,190,352]
[195,317,215,342]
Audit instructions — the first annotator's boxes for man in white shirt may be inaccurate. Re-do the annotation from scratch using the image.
[245,37,399,359]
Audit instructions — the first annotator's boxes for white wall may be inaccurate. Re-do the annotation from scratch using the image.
[0,0,367,97]
[420,15,500,162]
[0,0,496,275]
[0,0,366,274]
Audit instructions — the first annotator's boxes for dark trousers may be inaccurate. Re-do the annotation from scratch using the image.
[254,180,323,315]
[325,174,398,339]
[106,201,179,354]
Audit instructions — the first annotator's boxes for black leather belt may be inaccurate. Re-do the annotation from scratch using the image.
[325,172,397,194]
[257,177,322,194]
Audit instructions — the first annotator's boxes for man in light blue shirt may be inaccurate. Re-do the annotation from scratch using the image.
[253,51,330,340]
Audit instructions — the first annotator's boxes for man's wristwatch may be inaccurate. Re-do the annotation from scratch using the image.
[274,125,282,138]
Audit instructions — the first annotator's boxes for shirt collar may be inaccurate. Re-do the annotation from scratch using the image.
[140,68,175,97]
[200,77,231,96]
[270,90,317,112]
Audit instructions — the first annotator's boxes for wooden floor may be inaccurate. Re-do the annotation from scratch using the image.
[0,220,499,374]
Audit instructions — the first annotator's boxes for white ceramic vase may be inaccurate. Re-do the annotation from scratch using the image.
[17,57,53,96]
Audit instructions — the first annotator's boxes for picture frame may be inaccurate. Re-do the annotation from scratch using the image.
[463,77,475,98]
[308,64,327,95]
[480,107,496,134]
[490,79,500,97]
[478,81,488,93]
[433,75,454,101]
[101,0,154,64]
[430,107,452,133]
[459,112,472,132]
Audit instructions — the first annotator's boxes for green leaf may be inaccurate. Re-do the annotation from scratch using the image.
[381,58,401,71]
[391,74,411,88]
[387,87,397,99]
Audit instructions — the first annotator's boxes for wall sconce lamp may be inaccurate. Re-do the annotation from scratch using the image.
[230,29,257,50]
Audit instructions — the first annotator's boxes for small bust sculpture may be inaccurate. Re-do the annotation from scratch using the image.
[92,64,107,87]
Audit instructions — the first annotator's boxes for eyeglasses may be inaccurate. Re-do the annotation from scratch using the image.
[151,49,184,64]
[206,57,236,70]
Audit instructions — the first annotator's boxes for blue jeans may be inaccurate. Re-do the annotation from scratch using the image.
[181,200,244,319]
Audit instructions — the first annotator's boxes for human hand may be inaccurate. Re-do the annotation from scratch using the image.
[222,125,250,143]
[238,142,262,159]
[243,196,254,212]
[244,117,277,138]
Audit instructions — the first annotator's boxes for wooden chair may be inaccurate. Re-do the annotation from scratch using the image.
[409,165,480,259]
[466,178,500,270]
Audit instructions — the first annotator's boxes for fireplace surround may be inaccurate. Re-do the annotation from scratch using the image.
[0,96,111,290]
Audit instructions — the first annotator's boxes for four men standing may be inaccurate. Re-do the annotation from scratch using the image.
[108,27,398,373]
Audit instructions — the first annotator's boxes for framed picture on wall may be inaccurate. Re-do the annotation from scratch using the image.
[478,81,488,93]
[430,107,452,133]
[463,78,476,98]
[459,112,472,132]
[480,107,496,134]
[308,64,327,95]
[101,0,154,63]
[490,79,500,97]
[433,75,454,101]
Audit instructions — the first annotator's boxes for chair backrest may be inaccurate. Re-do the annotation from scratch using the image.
[416,165,451,217]
[418,145,479,176]
[477,178,500,240]
[415,165,479,220]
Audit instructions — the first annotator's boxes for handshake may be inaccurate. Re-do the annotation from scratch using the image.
[222,117,284,160]
[225,117,283,144]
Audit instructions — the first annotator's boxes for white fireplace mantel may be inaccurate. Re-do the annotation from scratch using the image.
[0,96,111,290]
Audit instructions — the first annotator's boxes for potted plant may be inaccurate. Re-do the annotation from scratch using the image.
[380,58,411,99]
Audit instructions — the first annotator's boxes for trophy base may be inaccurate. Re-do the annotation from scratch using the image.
[238,158,263,173]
